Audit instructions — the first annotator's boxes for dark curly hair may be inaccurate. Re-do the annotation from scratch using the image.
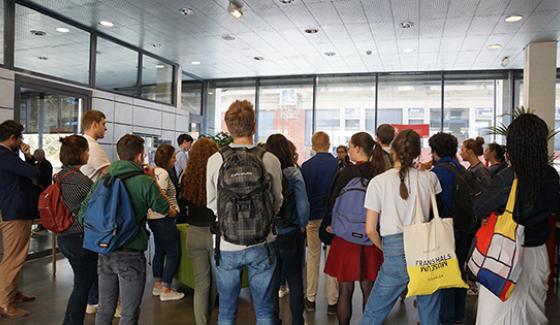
[182,138,219,206]
[487,143,505,163]
[392,130,421,200]
[507,113,548,203]
[429,132,458,158]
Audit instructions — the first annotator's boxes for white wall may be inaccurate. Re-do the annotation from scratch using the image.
[0,67,189,161]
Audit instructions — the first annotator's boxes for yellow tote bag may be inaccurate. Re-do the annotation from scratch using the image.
[403,174,468,297]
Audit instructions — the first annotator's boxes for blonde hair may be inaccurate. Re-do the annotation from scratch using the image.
[224,100,255,137]
[312,131,330,151]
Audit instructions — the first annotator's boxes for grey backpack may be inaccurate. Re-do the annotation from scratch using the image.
[216,146,274,246]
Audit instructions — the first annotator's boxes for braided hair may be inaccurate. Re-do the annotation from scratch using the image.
[391,130,421,200]
[506,113,548,203]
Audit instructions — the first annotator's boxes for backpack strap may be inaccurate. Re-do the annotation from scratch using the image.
[219,145,235,161]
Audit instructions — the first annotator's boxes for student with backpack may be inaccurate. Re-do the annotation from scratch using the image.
[361,130,442,325]
[266,134,310,325]
[51,135,96,325]
[206,100,283,325]
[322,132,386,325]
[79,134,172,325]
[375,124,396,170]
[182,138,219,325]
[148,144,183,302]
[428,132,473,325]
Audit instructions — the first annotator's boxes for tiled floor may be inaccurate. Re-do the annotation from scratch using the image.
[2,250,560,325]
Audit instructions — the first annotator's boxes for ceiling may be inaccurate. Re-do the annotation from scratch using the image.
[22,0,560,79]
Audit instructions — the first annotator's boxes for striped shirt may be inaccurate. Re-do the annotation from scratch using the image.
[58,166,93,236]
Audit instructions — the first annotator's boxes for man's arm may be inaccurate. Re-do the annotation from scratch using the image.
[263,153,283,214]
[206,153,221,215]
[0,151,39,181]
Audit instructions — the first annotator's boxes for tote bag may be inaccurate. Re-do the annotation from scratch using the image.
[467,178,523,302]
[404,173,468,297]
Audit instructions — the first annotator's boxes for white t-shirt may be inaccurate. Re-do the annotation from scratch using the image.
[148,167,179,220]
[364,168,442,237]
[80,134,110,181]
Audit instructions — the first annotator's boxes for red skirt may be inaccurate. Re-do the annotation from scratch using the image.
[324,235,383,282]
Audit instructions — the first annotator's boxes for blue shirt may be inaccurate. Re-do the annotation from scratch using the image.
[301,152,339,220]
[431,156,464,218]
[277,166,310,235]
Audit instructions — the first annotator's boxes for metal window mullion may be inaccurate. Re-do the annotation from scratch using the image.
[374,73,379,130]
[201,81,208,134]
[312,75,317,134]
[89,32,97,87]
[440,71,444,132]
[254,78,260,141]
[136,52,143,98]
[5,0,15,68]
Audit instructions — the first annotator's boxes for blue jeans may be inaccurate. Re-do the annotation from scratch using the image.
[360,233,441,325]
[211,243,277,325]
[148,217,180,287]
[57,234,98,325]
[275,230,305,325]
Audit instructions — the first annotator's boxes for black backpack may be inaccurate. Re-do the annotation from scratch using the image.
[216,146,274,247]
[275,169,297,229]
[439,163,483,233]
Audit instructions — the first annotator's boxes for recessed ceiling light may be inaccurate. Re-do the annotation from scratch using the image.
[279,0,296,4]
[98,20,114,27]
[228,1,243,19]
[400,21,414,29]
[324,52,336,57]
[155,64,165,69]
[366,50,373,55]
[488,43,502,50]
[151,43,161,49]
[222,34,236,41]
[37,56,48,60]
[505,15,523,23]
[96,50,102,55]
[403,48,415,53]
[208,92,214,95]
[191,61,201,65]
[179,8,194,16]
[254,56,264,61]
[55,27,70,33]
[304,27,319,34]
[30,30,47,36]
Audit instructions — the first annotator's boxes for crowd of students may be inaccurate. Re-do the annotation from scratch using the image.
[0,97,558,325]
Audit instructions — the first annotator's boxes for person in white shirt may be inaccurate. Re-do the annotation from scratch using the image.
[360,130,442,325]
[79,110,109,315]
[80,110,110,182]
[174,134,193,178]
[206,100,282,325]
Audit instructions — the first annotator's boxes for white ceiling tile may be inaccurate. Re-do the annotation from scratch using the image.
[440,36,466,51]
[447,0,479,18]
[505,0,541,15]
[419,0,449,20]
[461,36,488,51]
[322,24,351,41]
[419,19,445,37]
[391,0,420,22]
[443,17,473,36]
[306,2,344,26]
[548,13,560,31]
[279,3,318,28]
[518,10,560,33]
[376,39,399,54]
[475,0,509,16]
[347,24,374,42]
[467,16,501,35]
[538,0,560,11]
[362,0,393,24]
[419,38,441,52]
[334,1,368,24]
[370,22,396,40]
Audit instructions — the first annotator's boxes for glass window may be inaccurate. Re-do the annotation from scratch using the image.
[141,55,173,104]
[316,76,376,152]
[15,4,90,84]
[207,79,256,136]
[96,37,138,96]
[377,73,442,161]
[257,78,314,163]
[181,74,202,115]
[19,87,86,170]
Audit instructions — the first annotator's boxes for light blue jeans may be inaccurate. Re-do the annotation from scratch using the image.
[360,233,441,325]
[211,243,277,325]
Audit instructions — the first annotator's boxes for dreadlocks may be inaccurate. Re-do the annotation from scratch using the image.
[506,113,548,203]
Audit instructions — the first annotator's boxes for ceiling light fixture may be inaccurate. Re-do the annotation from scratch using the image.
[155,64,165,69]
[151,43,162,49]
[304,27,319,34]
[222,34,236,41]
[324,52,336,56]
[488,43,502,50]
[30,30,47,36]
[366,50,373,55]
[254,56,264,61]
[191,61,201,65]
[37,56,48,60]
[98,20,114,27]
[403,48,415,53]
[400,21,414,29]
[279,0,296,4]
[501,56,510,67]
[179,8,194,16]
[505,15,523,23]
[228,1,243,19]
[55,27,70,33]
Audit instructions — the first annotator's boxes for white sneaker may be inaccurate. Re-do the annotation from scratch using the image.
[114,303,121,318]
[278,286,289,298]
[159,289,185,302]
[152,287,163,296]
[85,304,98,314]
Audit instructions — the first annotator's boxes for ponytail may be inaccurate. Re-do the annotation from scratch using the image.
[391,130,421,200]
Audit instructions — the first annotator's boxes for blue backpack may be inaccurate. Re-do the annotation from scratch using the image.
[83,171,144,254]
[331,177,372,246]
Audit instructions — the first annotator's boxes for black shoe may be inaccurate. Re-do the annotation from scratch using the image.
[304,298,315,312]
[327,303,337,316]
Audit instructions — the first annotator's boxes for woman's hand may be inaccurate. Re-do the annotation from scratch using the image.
[326,225,332,233]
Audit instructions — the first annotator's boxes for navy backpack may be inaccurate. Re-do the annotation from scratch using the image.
[83,171,143,254]
[331,177,372,246]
